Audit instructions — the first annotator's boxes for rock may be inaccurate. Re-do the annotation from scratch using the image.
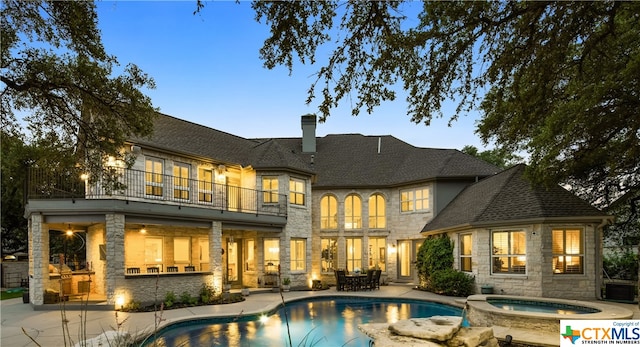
[359,323,446,347]
[447,327,494,347]
[389,316,463,342]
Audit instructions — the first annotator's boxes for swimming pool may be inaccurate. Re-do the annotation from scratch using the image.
[140,297,465,347]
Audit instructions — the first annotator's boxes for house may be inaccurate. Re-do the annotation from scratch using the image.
[421,164,611,300]
[24,113,602,308]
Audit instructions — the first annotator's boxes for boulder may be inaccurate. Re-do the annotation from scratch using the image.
[447,327,495,347]
[389,316,463,341]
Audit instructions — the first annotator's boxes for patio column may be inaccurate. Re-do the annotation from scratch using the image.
[28,214,49,305]
[105,213,125,306]
[210,221,223,292]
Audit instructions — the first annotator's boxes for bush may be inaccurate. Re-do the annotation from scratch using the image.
[199,283,217,304]
[427,269,475,297]
[180,291,198,305]
[604,249,639,281]
[164,291,177,308]
[416,235,454,289]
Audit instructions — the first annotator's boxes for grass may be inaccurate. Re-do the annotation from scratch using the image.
[1,289,25,300]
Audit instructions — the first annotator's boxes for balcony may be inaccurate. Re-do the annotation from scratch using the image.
[27,167,287,217]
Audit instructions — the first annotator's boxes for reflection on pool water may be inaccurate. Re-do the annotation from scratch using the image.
[142,297,464,347]
[488,298,600,315]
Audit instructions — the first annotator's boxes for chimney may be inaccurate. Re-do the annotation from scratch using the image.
[301,114,316,153]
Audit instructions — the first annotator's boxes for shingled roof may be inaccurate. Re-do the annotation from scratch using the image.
[421,164,608,233]
[133,113,499,186]
[273,134,499,188]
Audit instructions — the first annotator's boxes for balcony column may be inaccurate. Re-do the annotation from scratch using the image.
[28,214,49,305]
[210,221,223,292]
[105,213,125,306]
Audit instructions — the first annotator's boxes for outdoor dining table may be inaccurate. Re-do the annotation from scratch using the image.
[345,273,368,291]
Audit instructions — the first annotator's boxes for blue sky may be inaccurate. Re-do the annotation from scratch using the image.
[96,1,488,150]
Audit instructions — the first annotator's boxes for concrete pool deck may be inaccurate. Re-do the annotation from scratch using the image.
[2,284,638,347]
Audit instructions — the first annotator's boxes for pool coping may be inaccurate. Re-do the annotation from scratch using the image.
[466,294,634,321]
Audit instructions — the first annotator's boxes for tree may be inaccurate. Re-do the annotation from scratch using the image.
[461,145,522,169]
[251,1,639,209]
[1,0,157,182]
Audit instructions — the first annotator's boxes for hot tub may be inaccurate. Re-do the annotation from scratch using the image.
[466,295,634,333]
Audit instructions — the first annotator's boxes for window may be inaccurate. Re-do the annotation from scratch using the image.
[144,237,163,265]
[346,238,362,272]
[173,163,190,200]
[262,177,279,203]
[174,237,191,263]
[264,239,280,273]
[244,239,255,271]
[289,178,305,205]
[368,237,386,271]
[290,239,306,271]
[145,158,164,196]
[199,238,209,271]
[320,195,338,229]
[460,234,472,272]
[345,194,362,229]
[400,187,430,212]
[552,229,584,274]
[321,238,337,272]
[492,231,526,274]
[368,194,386,229]
[198,168,213,202]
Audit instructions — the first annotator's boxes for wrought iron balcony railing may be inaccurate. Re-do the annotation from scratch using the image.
[28,167,287,217]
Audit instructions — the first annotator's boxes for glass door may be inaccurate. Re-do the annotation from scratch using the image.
[226,238,242,287]
[397,239,422,283]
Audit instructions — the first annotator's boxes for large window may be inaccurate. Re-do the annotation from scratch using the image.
[345,194,362,229]
[321,238,337,272]
[552,229,584,274]
[173,237,191,264]
[145,158,164,196]
[459,234,472,272]
[264,239,280,273]
[400,187,430,212]
[198,168,213,202]
[346,238,362,272]
[144,237,163,266]
[368,194,386,229]
[492,230,526,274]
[173,163,190,200]
[199,238,209,271]
[262,177,279,203]
[368,237,386,271]
[290,239,306,271]
[289,178,305,205]
[320,195,338,229]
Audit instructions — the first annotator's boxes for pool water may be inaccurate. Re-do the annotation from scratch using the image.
[143,297,464,347]
[488,299,600,315]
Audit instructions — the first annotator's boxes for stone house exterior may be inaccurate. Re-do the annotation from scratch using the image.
[25,113,604,308]
[421,164,611,300]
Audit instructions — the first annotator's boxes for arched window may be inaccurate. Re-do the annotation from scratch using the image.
[368,194,386,229]
[345,194,362,229]
[320,195,337,229]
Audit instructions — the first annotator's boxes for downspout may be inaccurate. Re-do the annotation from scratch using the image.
[595,217,612,300]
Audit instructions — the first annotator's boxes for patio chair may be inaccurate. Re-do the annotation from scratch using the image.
[335,270,347,291]
[370,270,381,290]
[363,270,374,290]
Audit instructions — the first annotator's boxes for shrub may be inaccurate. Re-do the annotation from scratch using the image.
[121,300,141,312]
[428,269,475,297]
[164,291,177,308]
[180,291,198,305]
[604,249,639,281]
[199,283,217,304]
[416,235,453,289]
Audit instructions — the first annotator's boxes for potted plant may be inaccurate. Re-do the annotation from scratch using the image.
[282,277,291,292]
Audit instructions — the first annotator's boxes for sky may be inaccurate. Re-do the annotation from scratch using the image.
[95,1,489,150]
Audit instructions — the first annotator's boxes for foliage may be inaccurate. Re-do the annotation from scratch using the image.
[282,277,291,285]
[427,269,475,297]
[1,290,25,300]
[199,283,217,304]
[1,0,157,184]
[250,1,640,215]
[461,145,522,169]
[604,249,639,282]
[121,300,141,312]
[416,235,454,282]
[180,291,198,305]
[164,291,177,308]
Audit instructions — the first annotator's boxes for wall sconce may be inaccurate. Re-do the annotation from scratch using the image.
[388,244,397,254]
[140,225,147,234]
